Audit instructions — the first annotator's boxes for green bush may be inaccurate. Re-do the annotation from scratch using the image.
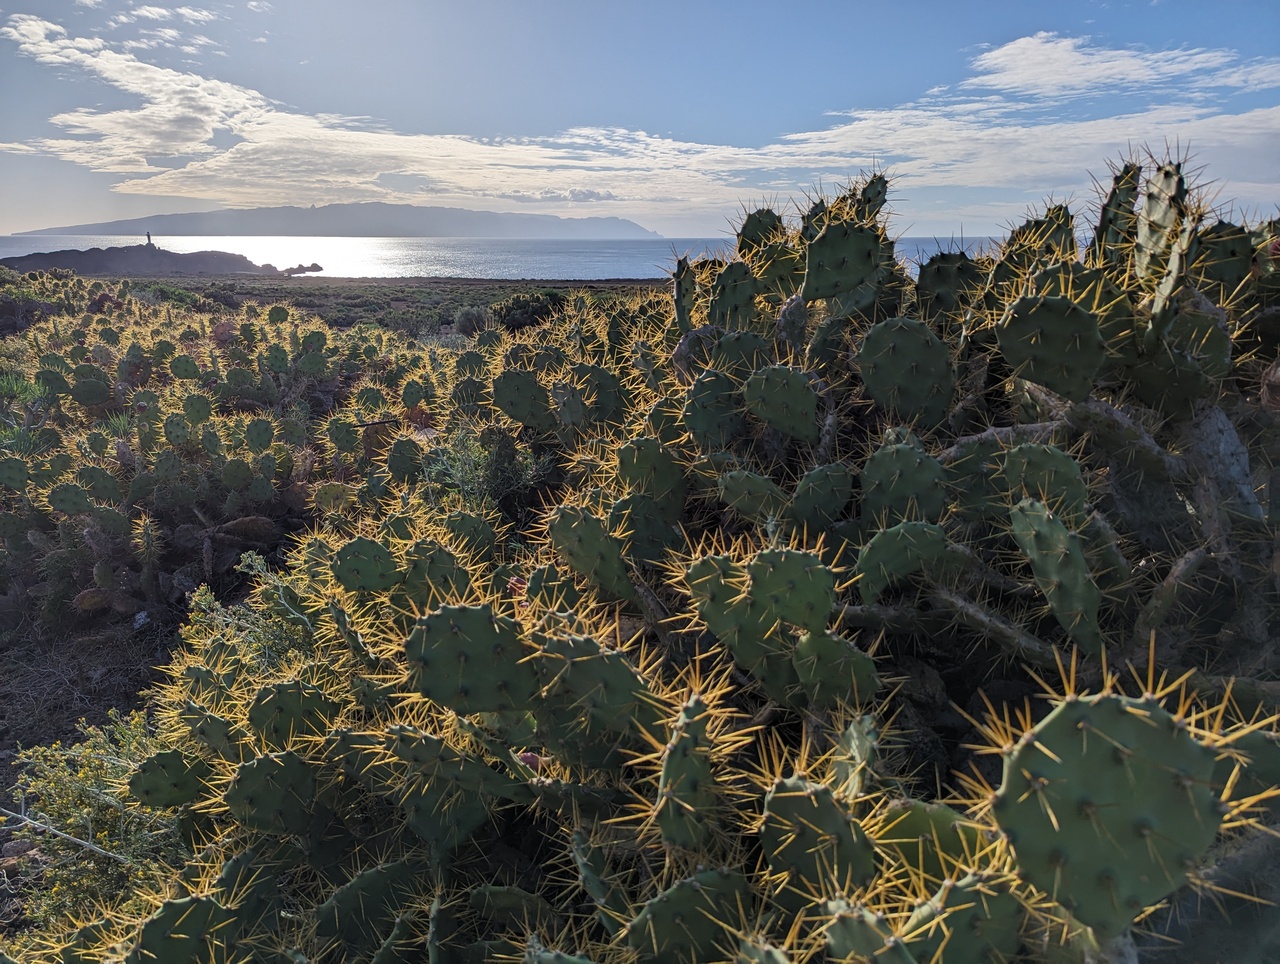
[488,290,565,330]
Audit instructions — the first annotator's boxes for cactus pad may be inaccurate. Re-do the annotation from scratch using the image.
[859,316,956,427]
[997,295,1105,402]
[992,691,1223,939]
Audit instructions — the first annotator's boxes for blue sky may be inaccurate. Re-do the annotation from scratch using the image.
[1,0,1277,237]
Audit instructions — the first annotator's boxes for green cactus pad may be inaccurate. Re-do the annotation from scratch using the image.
[877,798,985,885]
[761,776,876,915]
[824,899,916,963]
[1008,498,1103,653]
[789,463,856,532]
[127,749,213,809]
[247,678,340,748]
[993,692,1222,940]
[901,873,1023,963]
[861,441,947,526]
[221,457,254,491]
[616,437,686,519]
[856,521,948,604]
[531,614,663,768]
[399,538,471,608]
[570,362,623,422]
[223,750,317,836]
[737,207,785,257]
[162,412,192,447]
[608,492,679,567]
[1003,443,1089,525]
[546,504,634,602]
[69,377,111,407]
[297,350,327,376]
[624,868,751,962]
[179,701,245,761]
[997,295,1105,402]
[1033,260,1139,363]
[683,369,744,451]
[0,456,28,491]
[327,415,361,454]
[569,831,628,937]
[183,393,212,425]
[244,417,274,453]
[687,554,792,693]
[126,896,234,963]
[525,562,583,611]
[832,715,881,800]
[791,631,879,709]
[655,694,719,848]
[1126,344,1214,419]
[74,465,122,504]
[711,330,772,380]
[169,354,201,380]
[332,536,401,593]
[709,260,759,330]
[801,222,884,302]
[35,368,70,395]
[469,884,560,930]
[494,368,558,433]
[261,342,289,373]
[672,256,696,334]
[405,603,539,714]
[746,547,834,634]
[859,316,956,427]
[385,435,424,484]
[48,481,93,515]
[388,723,530,802]
[719,469,790,526]
[742,365,819,443]
[442,509,498,562]
[315,858,425,957]
[915,251,986,320]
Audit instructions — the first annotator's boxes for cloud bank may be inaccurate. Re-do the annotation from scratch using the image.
[3,17,1278,235]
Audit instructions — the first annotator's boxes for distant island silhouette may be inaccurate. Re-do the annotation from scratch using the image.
[18,202,663,240]
[0,243,305,277]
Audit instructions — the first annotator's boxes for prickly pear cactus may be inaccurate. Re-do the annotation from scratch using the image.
[5,157,1280,964]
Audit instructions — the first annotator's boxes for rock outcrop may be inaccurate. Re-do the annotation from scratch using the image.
[0,244,280,277]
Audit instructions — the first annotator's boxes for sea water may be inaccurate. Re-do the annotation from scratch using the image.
[0,235,996,280]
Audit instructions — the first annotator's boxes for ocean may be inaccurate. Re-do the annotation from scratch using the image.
[0,234,996,280]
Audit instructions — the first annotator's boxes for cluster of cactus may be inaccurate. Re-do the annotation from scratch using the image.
[4,155,1280,963]
[0,292,462,632]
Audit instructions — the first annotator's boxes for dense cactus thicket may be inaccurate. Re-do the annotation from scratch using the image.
[3,155,1280,963]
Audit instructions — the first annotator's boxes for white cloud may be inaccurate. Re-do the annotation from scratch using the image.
[132,6,173,20]
[246,1,271,11]
[962,31,1280,100]
[74,0,104,6]
[174,7,219,23]
[2,16,1277,235]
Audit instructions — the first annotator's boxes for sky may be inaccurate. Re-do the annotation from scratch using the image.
[1,0,1278,238]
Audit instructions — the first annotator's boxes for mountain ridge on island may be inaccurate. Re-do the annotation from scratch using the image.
[17,202,663,240]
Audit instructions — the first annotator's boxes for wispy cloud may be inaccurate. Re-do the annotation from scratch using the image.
[110,6,173,26]
[3,16,1277,234]
[175,8,219,24]
[961,32,1245,99]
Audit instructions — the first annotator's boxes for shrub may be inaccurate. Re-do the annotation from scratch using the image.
[487,290,566,330]
[452,304,491,337]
